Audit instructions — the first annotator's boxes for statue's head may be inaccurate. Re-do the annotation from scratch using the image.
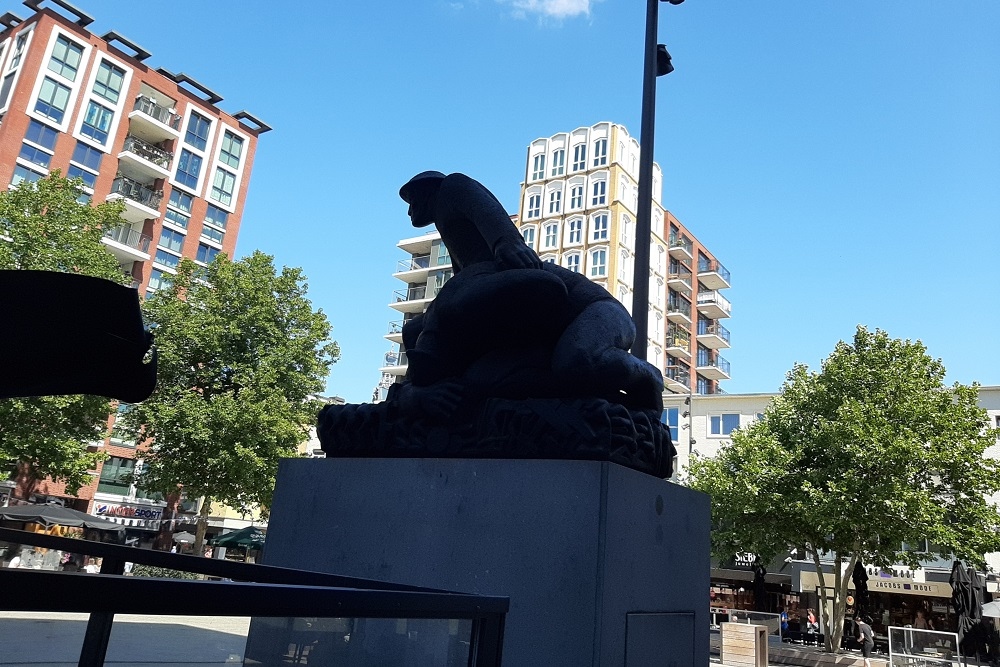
[399,171,445,228]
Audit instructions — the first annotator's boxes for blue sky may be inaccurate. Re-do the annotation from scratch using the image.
[71,0,999,403]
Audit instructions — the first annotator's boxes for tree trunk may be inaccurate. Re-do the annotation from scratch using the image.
[14,463,39,502]
[813,546,859,654]
[153,492,181,551]
[193,497,211,556]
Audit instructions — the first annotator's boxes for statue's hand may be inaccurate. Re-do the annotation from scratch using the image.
[495,240,542,270]
[398,381,464,421]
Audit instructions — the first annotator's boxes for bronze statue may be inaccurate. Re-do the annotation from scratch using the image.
[318,172,673,477]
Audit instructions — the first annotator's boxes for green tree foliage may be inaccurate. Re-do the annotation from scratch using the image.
[688,326,1000,653]
[126,252,339,548]
[0,174,128,496]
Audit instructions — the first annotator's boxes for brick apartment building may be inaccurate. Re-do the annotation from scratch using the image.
[0,0,269,542]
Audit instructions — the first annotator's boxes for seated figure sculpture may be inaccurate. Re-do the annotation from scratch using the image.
[318,172,674,477]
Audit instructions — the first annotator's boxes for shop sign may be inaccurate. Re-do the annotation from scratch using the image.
[799,569,952,598]
[94,503,163,520]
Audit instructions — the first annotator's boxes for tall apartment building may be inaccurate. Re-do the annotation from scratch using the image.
[378,122,731,398]
[0,1,269,540]
[516,122,731,396]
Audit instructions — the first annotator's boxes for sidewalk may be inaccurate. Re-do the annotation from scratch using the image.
[711,632,889,667]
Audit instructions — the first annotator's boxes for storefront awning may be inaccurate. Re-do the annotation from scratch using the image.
[799,570,953,598]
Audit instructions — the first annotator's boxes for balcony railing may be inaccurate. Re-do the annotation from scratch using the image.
[665,365,690,383]
[396,255,431,273]
[668,266,693,282]
[698,354,731,375]
[665,330,690,348]
[132,95,181,129]
[383,349,408,367]
[668,234,693,256]
[110,176,163,210]
[697,321,731,344]
[388,320,403,335]
[121,134,173,169]
[393,285,428,302]
[697,258,731,284]
[103,224,151,253]
[667,300,692,319]
[697,290,732,315]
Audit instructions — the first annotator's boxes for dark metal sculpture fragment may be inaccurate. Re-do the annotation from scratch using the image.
[318,172,674,477]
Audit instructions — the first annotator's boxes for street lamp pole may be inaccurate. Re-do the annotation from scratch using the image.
[631,0,681,361]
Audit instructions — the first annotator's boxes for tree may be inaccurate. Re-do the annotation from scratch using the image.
[0,173,128,498]
[125,252,339,552]
[688,326,1000,653]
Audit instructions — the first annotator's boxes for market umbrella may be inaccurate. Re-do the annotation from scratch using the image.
[172,531,196,544]
[851,562,870,617]
[209,526,266,548]
[0,504,124,533]
[950,561,984,656]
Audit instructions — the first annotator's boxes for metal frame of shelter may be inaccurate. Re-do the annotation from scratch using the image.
[887,626,961,666]
[0,526,508,666]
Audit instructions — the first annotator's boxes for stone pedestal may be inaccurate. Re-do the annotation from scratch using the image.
[262,458,710,666]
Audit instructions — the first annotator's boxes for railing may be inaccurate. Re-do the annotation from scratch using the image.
[110,176,163,210]
[669,234,693,255]
[132,95,181,130]
[697,290,732,314]
[103,224,152,253]
[388,320,403,335]
[383,349,408,367]
[664,365,690,384]
[665,331,691,348]
[698,321,731,343]
[396,255,431,272]
[698,354,731,375]
[668,267,693,282]
[697,258,731,283]
[121,134,173,169]
[0,526,507,667]
[393,285,427,302]
[667,300,692,319]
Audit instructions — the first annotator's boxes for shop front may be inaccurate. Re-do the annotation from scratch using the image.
[91,500,165,548]
[711,552,795,623]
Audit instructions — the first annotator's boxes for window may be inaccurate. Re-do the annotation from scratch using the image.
[710,413,741,436]
[158,228,185,253]
[80,101,114,144]
[185,112,211,150]
[543,222,558,249]
[0,73,15,108]
[551,148,565,176]
[68,142,102,172]
[572,144,586,171]
[591,213,608,241]
[567,218,582,245]
[148,268,171,291]
[154,249,181,269]
[25,120,58,150]
[564,253,581,273]
[205,204,228,230]
[97,456,134,494]
[9,34,27,70]
[175,149,202,189]
[618,250,630,282]
[35,77,71,123]
[109,403,136,447]
[697,344,712,368]
[591,180,606,206]
[526,193,541,219]
[620,215,632,248]
[548,190,561,214]
[219,131,243,169]
[201,224,224,244]
[210,168,236,206]
[169,189,194,214]
[19,143,51,168]
[93,60,126,103]
[569,185,583,209]
[47,36,83,81]
[593,138,608,166]
[541,254,557,265]
[589,248,607,277]
[11,164,43,187]
[196,243,220,264]
[67,164,97,189]
[521,226,536,249]
[531,154,545,180]
[164,209,189,229]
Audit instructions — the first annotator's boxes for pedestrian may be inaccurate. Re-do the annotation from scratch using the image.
[805,608,819,643]
[779,607,789,634]
[914,609,934,630]
[82,557,99,574]
[855,614,875,667]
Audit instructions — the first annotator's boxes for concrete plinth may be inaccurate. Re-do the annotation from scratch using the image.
[261,458,710,666]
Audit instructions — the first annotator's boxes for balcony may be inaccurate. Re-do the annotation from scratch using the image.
[668,234,693,261]
[102,224,151,263]
[386,319,404,345]
[128,94,181,143]
[697,259,731,290]
[697,354,731,381]
[389,285,435,314]
[379,348,409,376]
[696,290,731,319]
[664,365,690,393]
[667,266,693,293]
[697,321,731,350]
[666,300,692,326]
[665,330,691,358]
[117,134,173,182]
[107,176,162,223]
[393,254,435,282]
